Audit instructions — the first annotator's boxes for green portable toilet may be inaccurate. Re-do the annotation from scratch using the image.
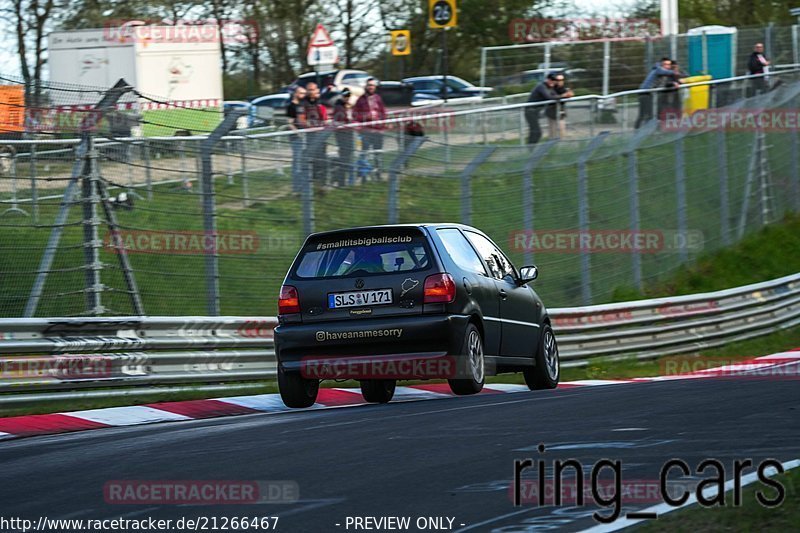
[687,25,737,79]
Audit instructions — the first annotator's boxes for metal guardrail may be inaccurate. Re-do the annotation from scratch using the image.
[0,273,797,406]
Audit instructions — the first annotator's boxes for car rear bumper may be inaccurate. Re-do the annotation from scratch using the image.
[275,314,471,378]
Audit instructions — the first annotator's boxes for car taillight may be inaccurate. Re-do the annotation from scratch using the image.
[424,273,456,304]
[278,285,300,314]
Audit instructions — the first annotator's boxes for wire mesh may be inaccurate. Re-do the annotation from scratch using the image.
[1,65,799,316]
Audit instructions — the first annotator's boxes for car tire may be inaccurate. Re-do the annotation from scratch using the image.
[277,366,319,408]
[360,379,396,403]
[524,323,560,390]
[448,323,485,395]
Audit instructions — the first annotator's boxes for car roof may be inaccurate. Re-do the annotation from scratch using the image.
[307,223,484,240]
[251,94,289,103]
[403,75,469,82]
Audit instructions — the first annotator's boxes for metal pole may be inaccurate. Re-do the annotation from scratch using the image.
[675,137,688,263]
[480,47,487,97]
[628,150,642,291]
[240,136,249,208]
[82,134,103,315]
[29,142,38,223]
[200,110,244,316]
[717,128,731,246]
[302,135,315,236]
[670,34,678,63]
[793,25,799,68]
[765,23,773,61]
[577,132,610,305]
[791,128,800,213]
[142,139,153,201]
[388,136,427,224]
[522,140,556,267]
[702,31,709,74]
[602,40,611,96]
[460,146,496,225]
[544,43,551,75]
[737,133,760,239]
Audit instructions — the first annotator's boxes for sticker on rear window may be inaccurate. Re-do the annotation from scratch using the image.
[315,236,414,250]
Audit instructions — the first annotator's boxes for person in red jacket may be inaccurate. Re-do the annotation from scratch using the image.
[353,78,387,153]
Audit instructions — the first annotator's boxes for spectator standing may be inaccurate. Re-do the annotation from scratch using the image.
[635,58,680,128]
[748,43,770,95]
[547,74,574,140]
[303,82,329,185]
[526,73,563,145]
[353,78,387,171]
[332,88,355,186]
[286,86,308,192]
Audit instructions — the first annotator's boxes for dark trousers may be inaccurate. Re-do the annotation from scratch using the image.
[635,93,654,129]
[526,111,542,145]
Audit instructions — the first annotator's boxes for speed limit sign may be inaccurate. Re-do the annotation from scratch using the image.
[429,0,457,29]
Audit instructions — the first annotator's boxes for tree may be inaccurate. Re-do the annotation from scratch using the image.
[5,0,60,105]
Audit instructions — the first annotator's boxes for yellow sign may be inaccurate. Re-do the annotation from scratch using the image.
[429,0,457,29]
[390,30,411,56]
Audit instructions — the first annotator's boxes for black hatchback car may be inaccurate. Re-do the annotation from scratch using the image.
[274,224,560,407]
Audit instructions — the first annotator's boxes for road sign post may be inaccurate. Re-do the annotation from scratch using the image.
[429,0,456,103]
[307,23,338,77]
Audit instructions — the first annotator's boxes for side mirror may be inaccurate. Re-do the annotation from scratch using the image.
[518,265,538,284]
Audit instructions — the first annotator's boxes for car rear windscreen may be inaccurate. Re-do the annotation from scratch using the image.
[293,231,432,279]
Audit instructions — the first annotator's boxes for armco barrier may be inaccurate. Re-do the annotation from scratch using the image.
[0,273,797,406]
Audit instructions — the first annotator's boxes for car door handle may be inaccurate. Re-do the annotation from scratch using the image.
[498,289,507,300]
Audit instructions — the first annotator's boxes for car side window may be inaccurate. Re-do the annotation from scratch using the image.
[464,231,516,281]
[437,229,486,275]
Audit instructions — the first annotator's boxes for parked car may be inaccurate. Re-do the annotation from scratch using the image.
[274,223,560,408]
[250,93,291,127]
[403,75,493,102]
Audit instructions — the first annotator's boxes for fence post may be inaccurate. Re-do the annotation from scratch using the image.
[717,128,731,246]
[602,40,611,96]
[519,107,525,146]
[240,136,250,208]
[460,146,496,225]
[388,136,427,224]
[625,121,656,292]
[480,47,487,97]
[675,136,688,263]
[302,130,332,236]
[522,140,556,267]
[24,79,131,318]
[142,139,153,201]
[765,23,774,60]
[791,128,800,213]
[200,110,245,316]
[702,31,709,73]
[82,134,104,315]
[29,142,39,223]
[793,25,799,67]
[577,132,610,306]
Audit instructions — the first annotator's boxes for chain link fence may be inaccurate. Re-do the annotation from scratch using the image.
[481,23,800,95]
[1,70,799,317]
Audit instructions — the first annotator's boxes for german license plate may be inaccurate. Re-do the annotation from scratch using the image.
[328,289,393,308]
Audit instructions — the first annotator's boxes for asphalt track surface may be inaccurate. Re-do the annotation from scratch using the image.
[1,364,798,533]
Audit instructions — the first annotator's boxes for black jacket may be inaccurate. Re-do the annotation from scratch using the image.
[748,52,768,75]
